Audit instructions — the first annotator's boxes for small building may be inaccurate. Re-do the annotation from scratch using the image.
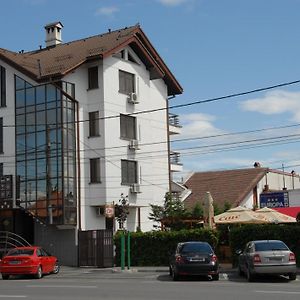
[183,164,300,212]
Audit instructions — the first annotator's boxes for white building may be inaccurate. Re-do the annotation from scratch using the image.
[0,23,183,265]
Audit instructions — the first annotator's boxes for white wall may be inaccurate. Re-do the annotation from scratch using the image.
[64,46,170,232]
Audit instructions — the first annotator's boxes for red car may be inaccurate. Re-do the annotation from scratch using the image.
[0,246,59,280]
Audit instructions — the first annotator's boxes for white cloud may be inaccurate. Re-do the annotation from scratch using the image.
[241,90,300,122]
[157,0,189,6]
[180,113,224,139]
[95,6,119,16]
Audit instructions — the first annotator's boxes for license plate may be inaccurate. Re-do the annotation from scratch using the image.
[190,257,205,262]
[9,261,21,265]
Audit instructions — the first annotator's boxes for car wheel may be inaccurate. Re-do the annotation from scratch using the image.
[289,273,297,281]
[52,261,60,274]
[246,266,254,282]
[172,268,179,281]
[2,274,9,280]
[212,274,219,281]
[35,266,43,279]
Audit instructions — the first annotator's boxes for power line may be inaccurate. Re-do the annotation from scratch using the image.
[3,78,300,128]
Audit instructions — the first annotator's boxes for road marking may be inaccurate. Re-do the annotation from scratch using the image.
[27,285,97,289]
[256,290,300,295]
[0,296,27,298]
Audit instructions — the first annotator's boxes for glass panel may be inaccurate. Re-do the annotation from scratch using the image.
[26,159,36,181]
[36,180,46,201]
[16,135,26,153]
[26,133,36,151]
[16,90,25,108]
[17,162,26,179]
[16,115,25,134]
[46,85,57,102]
[26,88,35,106]
[26,113,35,133]
[36,111,46,132]
[36,85,45,104]
[15,76,25,91]
[47,109,56,126]
[36,158,46,179]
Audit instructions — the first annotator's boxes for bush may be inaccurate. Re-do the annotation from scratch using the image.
[114,229,219,266]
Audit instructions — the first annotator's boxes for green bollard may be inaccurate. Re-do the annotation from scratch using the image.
[127,231,131,270]
[121,231,125,271]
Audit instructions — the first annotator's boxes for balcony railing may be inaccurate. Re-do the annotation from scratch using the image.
[170,152,182,165]
[169,113,181,128]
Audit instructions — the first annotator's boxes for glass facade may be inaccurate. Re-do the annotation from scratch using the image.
[15,76,77,225]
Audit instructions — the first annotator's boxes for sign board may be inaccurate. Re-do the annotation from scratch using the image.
[260,192,289,208]
[0,175,13,200]
[105,204,115,218]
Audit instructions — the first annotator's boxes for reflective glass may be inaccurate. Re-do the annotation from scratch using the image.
[36,86,45,104]
[46,85,56,102]
[16,90,25,108]
[15,76,25,91]
[26,88,35,106]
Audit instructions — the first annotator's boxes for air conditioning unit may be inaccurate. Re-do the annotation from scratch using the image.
[128,92,139,104]
[130,183,141,194]
[95,207,104,216]
[128,139,140,150]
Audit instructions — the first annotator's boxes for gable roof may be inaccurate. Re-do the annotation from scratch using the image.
[183,168,268,210]
[0,25,182,96]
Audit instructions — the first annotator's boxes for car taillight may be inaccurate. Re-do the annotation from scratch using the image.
[211,255,218,263]
[175,255,184,264]
[253,254,261,264]
[289,252,296,262]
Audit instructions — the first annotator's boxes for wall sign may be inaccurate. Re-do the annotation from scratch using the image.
[260,192,289,208]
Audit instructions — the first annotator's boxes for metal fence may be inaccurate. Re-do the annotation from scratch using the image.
[78,230,114,268]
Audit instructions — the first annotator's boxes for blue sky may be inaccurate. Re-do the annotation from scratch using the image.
[2,0,300,179]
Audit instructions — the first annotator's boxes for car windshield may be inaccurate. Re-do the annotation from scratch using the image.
[6,249,34,256]
[255,241,288,251]
[180,243,212,254]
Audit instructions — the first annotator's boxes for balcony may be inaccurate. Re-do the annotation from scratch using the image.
[169,113,182,135]
[170,152,183,172]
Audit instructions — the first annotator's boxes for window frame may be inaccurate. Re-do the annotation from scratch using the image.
[89,111,100,137]
[121,159,138,185]
[88,66,99,90]
[120,114,136,140]
[90,158,101,183]
[119,70,135,95]
[0,66,6,107]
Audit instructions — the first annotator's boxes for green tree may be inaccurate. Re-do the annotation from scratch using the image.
[148,192,187,230]
[191,202,203,218]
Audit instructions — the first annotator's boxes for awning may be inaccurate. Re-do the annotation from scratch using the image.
[273,207,300,218]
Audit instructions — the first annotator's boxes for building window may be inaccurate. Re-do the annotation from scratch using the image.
[0,163,3,176]
[119,70,135,95]
[88,66,98,89]
[0,66,6,107]
[0,118,3,153]
[121,160,137,185]
[90,158,101,183]
[89,111,100,137]
[120,114,136,140]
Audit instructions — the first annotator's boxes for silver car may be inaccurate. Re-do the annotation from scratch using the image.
[237,240,297,281]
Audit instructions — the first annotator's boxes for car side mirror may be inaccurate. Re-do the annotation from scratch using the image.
[236,249,242,255]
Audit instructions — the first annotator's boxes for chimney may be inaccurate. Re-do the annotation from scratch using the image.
[253,162,261,168]
[44,21,63,48]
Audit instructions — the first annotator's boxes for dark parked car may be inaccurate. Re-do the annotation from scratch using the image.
[169,241,219,281]
[237,240,297,282]
[0,246,60,280]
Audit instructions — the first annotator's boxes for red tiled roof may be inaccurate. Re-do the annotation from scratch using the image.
[0,25,182,96]
[184,168,268,210]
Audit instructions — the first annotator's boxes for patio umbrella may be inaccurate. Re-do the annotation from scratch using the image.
[214,206,269,224]
[256,207,296,223]
[203,192,215,229]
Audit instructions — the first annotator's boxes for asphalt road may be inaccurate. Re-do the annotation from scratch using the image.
[0,268,299,300]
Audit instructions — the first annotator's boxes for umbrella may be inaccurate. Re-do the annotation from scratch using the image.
[203,192,215,229]
[256,207,296,223]
[214,206,269,224]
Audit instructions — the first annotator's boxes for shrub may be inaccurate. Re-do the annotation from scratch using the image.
[114,229,218,266]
